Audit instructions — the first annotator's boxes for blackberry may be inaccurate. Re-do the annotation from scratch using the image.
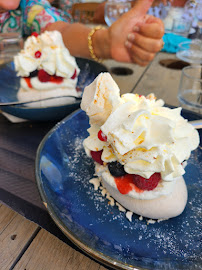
[29,70,38,78]
[108,161,126,177]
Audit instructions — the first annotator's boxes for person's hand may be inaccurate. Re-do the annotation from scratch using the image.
[124,15,164,66]
[106,0,164,64]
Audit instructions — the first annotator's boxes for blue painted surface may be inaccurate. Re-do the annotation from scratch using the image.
[36,109,202,270]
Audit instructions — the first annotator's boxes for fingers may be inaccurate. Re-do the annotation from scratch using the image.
[126,31,163,53]
[138,22,164,39]
[125,42,155,66]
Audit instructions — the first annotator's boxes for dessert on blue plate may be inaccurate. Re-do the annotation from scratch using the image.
[14,30,80,107]
[81,72,199,220]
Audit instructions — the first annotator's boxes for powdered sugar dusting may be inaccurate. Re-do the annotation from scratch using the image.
[59,125,201,269]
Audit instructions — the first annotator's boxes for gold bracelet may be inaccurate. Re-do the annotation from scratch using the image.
[88,25,105,63]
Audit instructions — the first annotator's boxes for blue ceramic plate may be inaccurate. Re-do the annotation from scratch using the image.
[0,58,108,121]
[36,109,202,270]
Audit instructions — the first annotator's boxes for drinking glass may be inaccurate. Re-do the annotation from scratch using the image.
[178,65,202,114]
[176,39,202,65]
[0,33,23,64]
[172,18,192,37]
[104,0,131,26]
[195,0,202,38]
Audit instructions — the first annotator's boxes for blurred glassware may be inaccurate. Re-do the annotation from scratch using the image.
[104,0,131,26]
[172,18,192,37]
[0,33,23,65]
[163,7,184,32]
[195,0,202,38]
[183,0,197,22]
[178,65,202,114]
[176,39,202,65]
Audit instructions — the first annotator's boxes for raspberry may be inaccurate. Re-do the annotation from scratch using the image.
[38,69,51,82]
[108,161,126,177]
[90,150,103,165]
[98,130,107,142]
[35,51,42,58]
[31,32,39,37]
[71,69,77,79]
[132,173,161,191]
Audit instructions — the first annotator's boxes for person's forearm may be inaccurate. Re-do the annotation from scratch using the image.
[45,21,111,60]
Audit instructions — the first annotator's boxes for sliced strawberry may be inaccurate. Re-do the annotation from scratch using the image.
[24,77,32,88]
[98,130,107,142]
[132,173,161,191]
[50,75,63,84]
[91,150,103,165]
[71,69,77,79]
[38,69,51,82]
[115,174,134,194]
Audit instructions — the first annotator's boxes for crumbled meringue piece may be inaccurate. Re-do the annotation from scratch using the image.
[89,178,101,191]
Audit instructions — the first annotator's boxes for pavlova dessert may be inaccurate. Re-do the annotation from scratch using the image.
[81,73,199,220]
[14,31,80,107]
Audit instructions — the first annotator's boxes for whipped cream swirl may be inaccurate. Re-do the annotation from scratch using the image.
[14,31,79,78]
[81,73,199,182]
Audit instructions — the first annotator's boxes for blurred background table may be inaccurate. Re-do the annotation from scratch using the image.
[0,51,197,270]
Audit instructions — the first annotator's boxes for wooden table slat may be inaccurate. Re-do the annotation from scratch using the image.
[0,206,39,270]
[14,229,107,270]
[0,204,17,234]
[133,52,182,106]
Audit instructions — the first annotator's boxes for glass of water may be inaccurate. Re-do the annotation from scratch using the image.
[104,0,131,26]
[0,33,23,65]
[195,0,202,38]
[176,39,202,65]
[178,65,202,114]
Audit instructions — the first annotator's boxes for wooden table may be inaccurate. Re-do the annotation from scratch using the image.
[0,52,187,270]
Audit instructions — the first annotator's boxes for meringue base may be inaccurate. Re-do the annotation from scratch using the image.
[17,87,78,107]
[101,175,188,220]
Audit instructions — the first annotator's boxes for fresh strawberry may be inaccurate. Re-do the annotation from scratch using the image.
[24,77,32,88]
[71,69,77,79]
[132,173,161,191]
[91,150,103,165]
[50,75,63,84]
[35,51,42,58]
[31,32,39,37]
[38,69,51,82]
[98,130,107,142]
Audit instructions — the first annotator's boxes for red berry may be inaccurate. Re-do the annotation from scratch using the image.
[38,69,51,82]
[35,51,42,58]
[98,130,107,142]
[71,69,77,79]
[31,32,39,37]
[90,150,103,165]
[132,173,161,191]
[50,75,63,84]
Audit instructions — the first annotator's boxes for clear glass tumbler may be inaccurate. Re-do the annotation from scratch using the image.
[178,65,202,114]
[0,33,23,65]
[172,18,192,37]
[104,0,131,26]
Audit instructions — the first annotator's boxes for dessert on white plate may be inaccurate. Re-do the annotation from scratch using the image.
[14,31,80,107]
[81,73,200,220]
